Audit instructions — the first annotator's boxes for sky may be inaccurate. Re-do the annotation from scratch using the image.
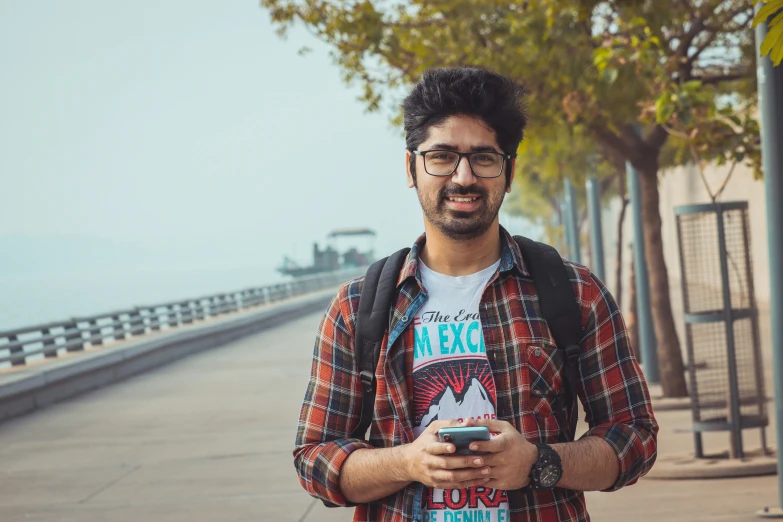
[0,0,531,329]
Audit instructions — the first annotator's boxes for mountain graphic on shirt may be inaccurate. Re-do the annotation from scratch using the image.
[420,377,495,427]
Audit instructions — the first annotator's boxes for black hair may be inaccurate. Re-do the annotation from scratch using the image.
[402,67,527,187]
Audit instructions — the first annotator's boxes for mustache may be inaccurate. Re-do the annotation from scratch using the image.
[440,184,488,199]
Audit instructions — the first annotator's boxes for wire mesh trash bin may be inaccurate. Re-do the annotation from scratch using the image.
[675,201,768,459]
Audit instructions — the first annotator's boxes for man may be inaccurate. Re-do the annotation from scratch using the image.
[294,67,657,522]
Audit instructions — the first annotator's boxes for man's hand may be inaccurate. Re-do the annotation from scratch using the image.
[403,420,492,490]
[466,418,538,490]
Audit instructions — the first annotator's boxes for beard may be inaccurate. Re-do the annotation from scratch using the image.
[417,182,505,241]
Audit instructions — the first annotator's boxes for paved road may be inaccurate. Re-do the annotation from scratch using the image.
[0,312,779,521]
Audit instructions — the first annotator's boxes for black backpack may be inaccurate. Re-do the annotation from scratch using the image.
[350,236,582,442]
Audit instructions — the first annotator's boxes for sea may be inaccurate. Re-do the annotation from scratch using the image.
[0,266,286,332]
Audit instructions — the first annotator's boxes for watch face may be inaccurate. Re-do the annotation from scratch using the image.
[539,464,561,488]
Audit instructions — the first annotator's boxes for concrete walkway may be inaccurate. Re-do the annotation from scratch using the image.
[0,312,780,521]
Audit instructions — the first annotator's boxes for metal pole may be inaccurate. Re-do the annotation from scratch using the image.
[586,177,606,281]
[561,200,572,258]
[627,161,659,383]
[716,204,744,459]
[754,9,783,519]
[675,213,703,458]
[564,179,582,263]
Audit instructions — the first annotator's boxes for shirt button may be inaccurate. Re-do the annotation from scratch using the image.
[402,315,409,322]
[535,347,541,357]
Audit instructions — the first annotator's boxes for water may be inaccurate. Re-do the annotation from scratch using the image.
[0,266,286,332]
[0,215,539,332]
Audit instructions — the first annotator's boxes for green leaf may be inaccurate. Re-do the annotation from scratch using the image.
[754,0,783,28]
[679,107,692,126]
[760,19,783,57]
[656,94,675,123]
[593,47,612,70]
[755,1,783,64]
[772,33,783,65]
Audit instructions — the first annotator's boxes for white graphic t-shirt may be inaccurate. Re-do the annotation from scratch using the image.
[412,259,510,522]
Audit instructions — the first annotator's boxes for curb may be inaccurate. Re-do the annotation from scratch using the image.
[646,449,778,480]
[651,396,693,411]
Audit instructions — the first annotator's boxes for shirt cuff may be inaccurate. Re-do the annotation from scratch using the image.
[295,438,375,507]
[582,422,657,492]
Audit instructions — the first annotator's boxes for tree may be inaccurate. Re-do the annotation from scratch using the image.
[505,121,618,236]
[560,1,762,398]
[261,0,770,397]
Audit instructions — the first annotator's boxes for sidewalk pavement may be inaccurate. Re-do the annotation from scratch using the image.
[0,312,779,522]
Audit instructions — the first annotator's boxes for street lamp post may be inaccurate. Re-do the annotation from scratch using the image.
[564,179,582,264]
[586,177,606,281]
[754,8,783,520]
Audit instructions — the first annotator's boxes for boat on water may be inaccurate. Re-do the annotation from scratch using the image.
[277,228,376,278]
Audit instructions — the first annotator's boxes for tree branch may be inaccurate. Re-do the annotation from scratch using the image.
[581,17,598,49]
[695,72,752,85]
[667,0,698,43]
[676,16,706,58]
[623,124,646,148]
[676,0,695,12]
[646,124,670,150]
[591,124,634,159]
[599,173,615,194]
[715,3,754,27]
[714,160,739,201]
[598,139,627,175]
[688,31,719,64]
[691,4,753,61]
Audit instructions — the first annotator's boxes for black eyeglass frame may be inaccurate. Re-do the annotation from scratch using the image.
[412,149,516,178]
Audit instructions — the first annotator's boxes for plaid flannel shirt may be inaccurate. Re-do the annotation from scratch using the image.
[294,227,658,522]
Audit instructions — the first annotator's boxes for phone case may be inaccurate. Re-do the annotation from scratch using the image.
[437,426,491,454]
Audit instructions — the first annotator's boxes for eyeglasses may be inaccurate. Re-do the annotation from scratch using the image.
[412,149,514,178]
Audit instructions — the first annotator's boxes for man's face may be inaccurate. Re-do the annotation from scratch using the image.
[406,115,514,241]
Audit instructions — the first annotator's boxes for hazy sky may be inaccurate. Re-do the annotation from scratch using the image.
[0,0,532,327]
[1,0,422,259]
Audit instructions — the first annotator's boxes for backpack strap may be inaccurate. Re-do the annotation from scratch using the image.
[350,247,410,440]
[514,236,583,442]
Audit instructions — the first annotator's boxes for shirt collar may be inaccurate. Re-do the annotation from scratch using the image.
[499,226,530,277]
[396,225,529,287]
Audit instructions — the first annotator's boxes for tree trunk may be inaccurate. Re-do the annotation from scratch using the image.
[627,255,640,361]
[636,158,689,397]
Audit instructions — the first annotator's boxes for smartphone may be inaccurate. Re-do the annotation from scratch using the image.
[437,426,491,455]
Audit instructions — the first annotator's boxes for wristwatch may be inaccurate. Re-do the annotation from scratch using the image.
[529,443,563,489]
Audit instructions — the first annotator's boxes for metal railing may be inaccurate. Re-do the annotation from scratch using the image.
[0,269,363,370]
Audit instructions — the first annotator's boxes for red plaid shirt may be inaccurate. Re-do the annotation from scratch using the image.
[294,228,658,522]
